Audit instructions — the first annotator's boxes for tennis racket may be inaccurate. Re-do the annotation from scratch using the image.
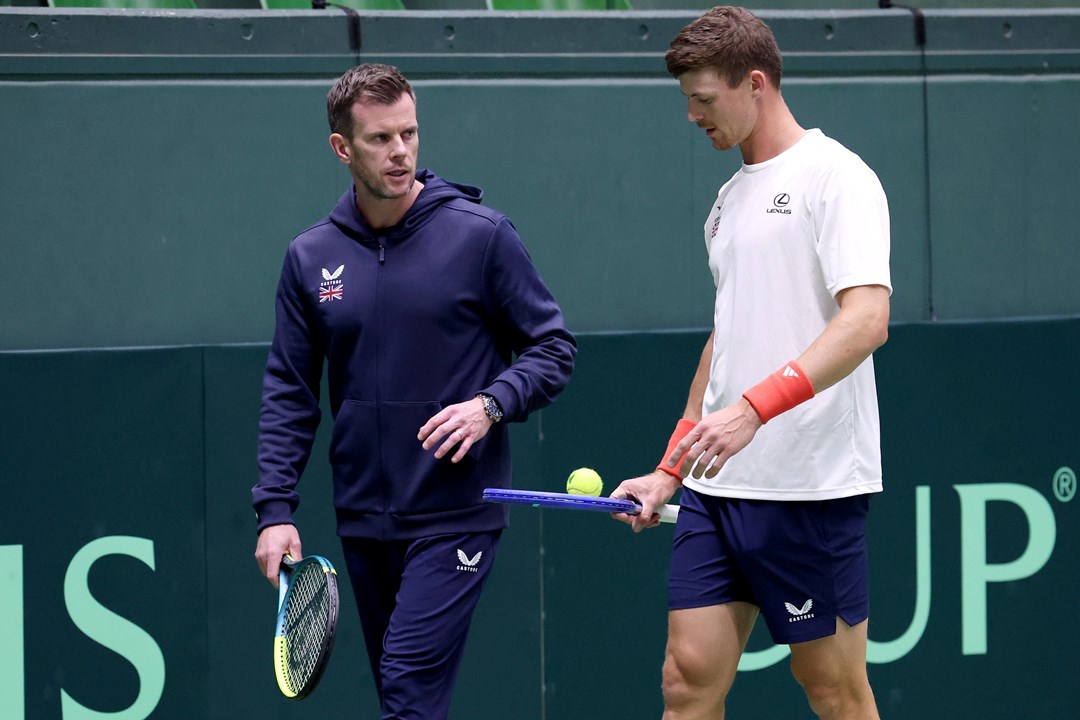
[483,488,680,523]
[273,554,340,700]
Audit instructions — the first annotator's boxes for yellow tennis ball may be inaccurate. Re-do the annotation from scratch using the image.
[566,467,603,497]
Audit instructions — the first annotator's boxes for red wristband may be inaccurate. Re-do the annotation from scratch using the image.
[742,361,815,424]
[656,419,696,480]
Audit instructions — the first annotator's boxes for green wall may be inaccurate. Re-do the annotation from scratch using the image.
[1,9,1079,351]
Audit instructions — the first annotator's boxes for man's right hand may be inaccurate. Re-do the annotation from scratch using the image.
[254,524,302,589]
[610,471,682,533]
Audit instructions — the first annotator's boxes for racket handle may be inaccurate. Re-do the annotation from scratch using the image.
[656,504,680,524]
[277,554,294,610]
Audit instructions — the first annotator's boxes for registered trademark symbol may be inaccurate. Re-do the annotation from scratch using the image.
[1053,466,1076,503]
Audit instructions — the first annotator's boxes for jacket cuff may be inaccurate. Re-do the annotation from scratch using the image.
[254,500,295,534]
[483,382,519,423]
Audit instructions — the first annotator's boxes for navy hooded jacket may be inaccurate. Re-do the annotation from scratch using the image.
[254,170,576,540]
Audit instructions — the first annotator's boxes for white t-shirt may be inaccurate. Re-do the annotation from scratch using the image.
[687,129,892,501]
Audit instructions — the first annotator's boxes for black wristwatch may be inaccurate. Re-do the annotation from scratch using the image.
[475,393,504,423]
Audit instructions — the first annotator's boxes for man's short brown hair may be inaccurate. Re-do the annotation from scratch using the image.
[665,6,783,89]
[327,63,416,137]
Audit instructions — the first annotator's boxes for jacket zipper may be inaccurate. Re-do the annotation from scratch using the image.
[375,237,387,532]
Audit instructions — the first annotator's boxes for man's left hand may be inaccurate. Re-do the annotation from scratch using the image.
[418,397,492,463]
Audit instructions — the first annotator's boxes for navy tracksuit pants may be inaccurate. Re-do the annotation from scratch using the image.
[341,530,502,720]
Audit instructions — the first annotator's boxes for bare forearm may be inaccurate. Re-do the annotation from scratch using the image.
[797,285,890,392]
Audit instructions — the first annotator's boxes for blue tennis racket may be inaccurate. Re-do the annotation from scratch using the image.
[273,554,340,700]
[483,488,680,524]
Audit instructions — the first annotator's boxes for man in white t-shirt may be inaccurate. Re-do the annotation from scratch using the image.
[611,7,890,719]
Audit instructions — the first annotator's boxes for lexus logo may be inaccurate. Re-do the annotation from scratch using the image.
[768,192,792,215]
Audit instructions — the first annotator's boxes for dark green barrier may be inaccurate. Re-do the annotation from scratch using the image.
[865,319,1078,719]
[1,348,206,719]
[2,317,1077,718]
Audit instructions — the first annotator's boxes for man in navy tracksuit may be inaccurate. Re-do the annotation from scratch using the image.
[253,64,576,719]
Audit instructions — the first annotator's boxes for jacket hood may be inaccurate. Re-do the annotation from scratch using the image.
[328,168,483,245]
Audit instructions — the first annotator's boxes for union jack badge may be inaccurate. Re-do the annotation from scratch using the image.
[319,264,344,303]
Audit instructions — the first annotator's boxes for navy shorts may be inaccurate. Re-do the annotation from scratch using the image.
[668,487,871,645]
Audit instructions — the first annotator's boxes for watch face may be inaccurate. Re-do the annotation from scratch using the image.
[481,395,502,422]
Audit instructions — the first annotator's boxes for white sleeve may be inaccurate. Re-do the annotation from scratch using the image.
[814,159,893,297]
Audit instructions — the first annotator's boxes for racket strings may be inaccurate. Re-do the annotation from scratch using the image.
[282,565,332,690]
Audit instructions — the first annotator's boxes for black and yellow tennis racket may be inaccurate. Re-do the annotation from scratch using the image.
[273,554,340,700]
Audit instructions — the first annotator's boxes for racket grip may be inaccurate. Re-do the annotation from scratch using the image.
[278,568,288,609]
[277,554,293,609]
[657,504,680,524]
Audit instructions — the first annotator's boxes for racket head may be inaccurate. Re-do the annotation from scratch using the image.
[482,488,641,515]
[273,554,340,700]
